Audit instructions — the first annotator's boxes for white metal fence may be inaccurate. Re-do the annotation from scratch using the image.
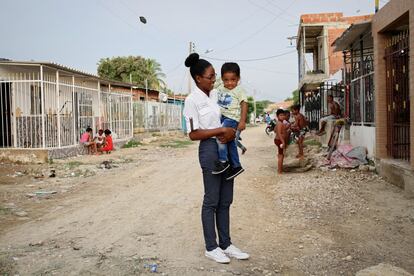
[133,101,182,131]
[0,65,133,149]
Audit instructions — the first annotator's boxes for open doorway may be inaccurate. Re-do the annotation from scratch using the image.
[0,82,12,147]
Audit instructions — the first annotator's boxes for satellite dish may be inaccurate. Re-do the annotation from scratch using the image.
[139,16,147,24]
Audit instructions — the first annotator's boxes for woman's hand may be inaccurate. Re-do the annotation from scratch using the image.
[217,127,236,143]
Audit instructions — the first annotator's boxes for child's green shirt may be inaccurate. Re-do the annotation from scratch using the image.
[216,83,247,122]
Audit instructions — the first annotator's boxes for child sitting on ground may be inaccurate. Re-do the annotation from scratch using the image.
[274,109,287,174]
[213,62,248,180]
[94,129,106,149]
[98,129,113,154]
[80,127,97,154]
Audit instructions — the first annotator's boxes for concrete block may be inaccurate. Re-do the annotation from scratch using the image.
[377,158,414,198]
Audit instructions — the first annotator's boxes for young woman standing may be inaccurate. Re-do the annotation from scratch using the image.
[183,53,249,264]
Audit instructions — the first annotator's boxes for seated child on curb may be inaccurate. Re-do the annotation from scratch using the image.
[274,109,287,174]
[213,62,248,181]
[80,127,97,154]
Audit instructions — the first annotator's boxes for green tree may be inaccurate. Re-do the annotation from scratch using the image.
[97,56,165,90]
[247,96,255,122]
[285,89,299,105]
[256,100,271,115]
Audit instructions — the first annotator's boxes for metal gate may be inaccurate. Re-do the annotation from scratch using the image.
[303,82,344,130]
[385,30,410,160]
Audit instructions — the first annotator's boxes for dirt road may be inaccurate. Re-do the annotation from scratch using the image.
[1,126,414,275]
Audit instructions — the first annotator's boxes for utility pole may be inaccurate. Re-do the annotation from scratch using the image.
[188,41,195,93]
[145,78,148,129]
[253,89,257,126]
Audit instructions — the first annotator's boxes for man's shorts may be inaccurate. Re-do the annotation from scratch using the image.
[320,115,337,123]
[274,139,284,155]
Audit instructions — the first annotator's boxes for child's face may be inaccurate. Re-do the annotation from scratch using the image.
[222,72,240,90]
[98,130,103,135]
[277,114,286,121]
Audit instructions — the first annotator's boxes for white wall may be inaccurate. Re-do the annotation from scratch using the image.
[350,124,376,158]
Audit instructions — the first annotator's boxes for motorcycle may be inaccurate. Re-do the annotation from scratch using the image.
[265,119,276,136]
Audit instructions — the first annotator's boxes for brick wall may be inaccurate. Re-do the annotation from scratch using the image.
[300,13,372,25]
[299,13,373,76]
[300,13,343,24]
[327,28,346,75]
[372,0,414,167]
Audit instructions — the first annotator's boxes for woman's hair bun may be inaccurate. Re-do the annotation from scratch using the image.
[185,53,200,68]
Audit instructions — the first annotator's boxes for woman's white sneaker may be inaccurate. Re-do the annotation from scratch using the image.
[223,244,249,260]
[205,247,231,264]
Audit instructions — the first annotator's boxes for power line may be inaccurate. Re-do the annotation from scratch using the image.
[96,0,161,44]
[248,0,298,25]
[117,0,187,47]
[212,0,299,54]
[201,50,296,62]
[242,65,296,75]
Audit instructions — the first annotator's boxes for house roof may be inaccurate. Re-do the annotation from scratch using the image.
[332,21,372,52]
[265,100,294,112]
[0,60,135,88]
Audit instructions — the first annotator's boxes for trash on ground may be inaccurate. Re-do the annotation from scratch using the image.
[319,145,369,169]
[26,191,57,197]
[144,264,158,273]
[49,169,56,178]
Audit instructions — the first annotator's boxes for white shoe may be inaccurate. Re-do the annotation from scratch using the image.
[205,247,230,264]
[223,244,250,260]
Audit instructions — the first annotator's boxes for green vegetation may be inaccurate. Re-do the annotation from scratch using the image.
[97,56,166,90]
[160,140,193,148]
[66,161,83,169]
[122,140,143,148]
[285,89,299,105]
[0,206,12,215]
[304,139,322,147]
[247,97,272,120]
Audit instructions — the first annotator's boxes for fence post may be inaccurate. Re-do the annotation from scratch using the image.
[56,70,61,148]
[72,75,77,146]
[108,84,113,132]
[129,86,133,138]
[40,65,46,148]
[97,81,101,130]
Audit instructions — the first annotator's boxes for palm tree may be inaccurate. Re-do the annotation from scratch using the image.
[144,59,166,90]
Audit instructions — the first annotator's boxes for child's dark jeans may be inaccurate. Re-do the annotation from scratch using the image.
[217,116,241,168]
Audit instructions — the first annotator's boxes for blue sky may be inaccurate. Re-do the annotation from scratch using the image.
[1,0,388,101]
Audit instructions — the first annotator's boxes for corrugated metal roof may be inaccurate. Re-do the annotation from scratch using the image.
[0,60,135,88]
[332,21,372,52]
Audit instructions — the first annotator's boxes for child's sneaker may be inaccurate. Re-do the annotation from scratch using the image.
[212,161,230,175]
[225,167,244,180]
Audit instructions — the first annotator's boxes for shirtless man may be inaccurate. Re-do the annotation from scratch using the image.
[291,104,308,159]
[316,95,341,136]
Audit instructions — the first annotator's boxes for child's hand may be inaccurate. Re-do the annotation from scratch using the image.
[237,121,246,131]
[280,144,284,149]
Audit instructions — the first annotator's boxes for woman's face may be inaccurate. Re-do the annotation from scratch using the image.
[195,66,216,92]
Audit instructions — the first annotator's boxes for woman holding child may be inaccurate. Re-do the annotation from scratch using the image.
[183,53,249,264]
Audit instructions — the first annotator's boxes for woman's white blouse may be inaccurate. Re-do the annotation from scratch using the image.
[183,86,221,133]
